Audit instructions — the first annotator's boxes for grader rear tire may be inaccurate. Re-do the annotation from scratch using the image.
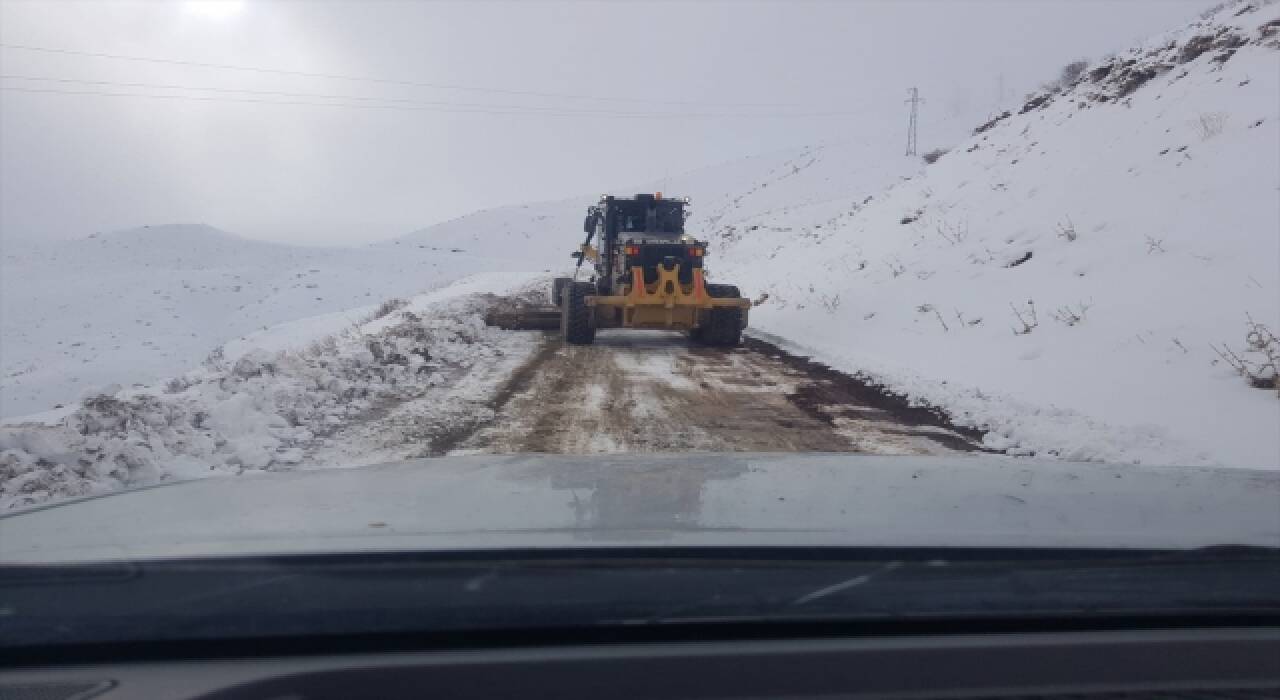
[699,284,744,347]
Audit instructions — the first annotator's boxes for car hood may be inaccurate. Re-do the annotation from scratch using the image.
[2,452,1278,563]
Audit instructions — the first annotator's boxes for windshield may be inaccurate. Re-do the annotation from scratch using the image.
[0,0,1277,655]
[616,200,684,235]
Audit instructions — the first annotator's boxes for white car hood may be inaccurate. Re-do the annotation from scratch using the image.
[2,452,1278,563]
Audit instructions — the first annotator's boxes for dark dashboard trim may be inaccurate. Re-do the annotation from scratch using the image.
[3,628,1280,700]
[6,613,1280,668]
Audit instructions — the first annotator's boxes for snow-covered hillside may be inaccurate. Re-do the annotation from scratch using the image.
[1,224,537,417]
[380,139,925,268]
[709,2,1280,466]
[384,201,588,264]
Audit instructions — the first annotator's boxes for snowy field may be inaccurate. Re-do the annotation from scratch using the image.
[1,1,1276,509]
[0,224,546,418]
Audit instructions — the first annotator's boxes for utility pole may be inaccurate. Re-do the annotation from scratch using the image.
[904,87,924,156]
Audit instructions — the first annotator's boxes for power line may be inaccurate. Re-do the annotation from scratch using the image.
[0,42,807,110]
[0,74,874,119]
[0,74,692,115]
[0,85,873,121]
[0,85,596,117]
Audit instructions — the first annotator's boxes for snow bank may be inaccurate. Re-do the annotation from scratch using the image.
[0,274,545,510]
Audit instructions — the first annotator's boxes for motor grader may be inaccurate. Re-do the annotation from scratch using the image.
[550,193,750,346]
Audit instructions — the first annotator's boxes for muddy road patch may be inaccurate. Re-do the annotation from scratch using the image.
[451,330,984,456]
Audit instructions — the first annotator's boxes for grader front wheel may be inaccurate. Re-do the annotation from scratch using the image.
[551,277,572,306]
[561,281,596,346]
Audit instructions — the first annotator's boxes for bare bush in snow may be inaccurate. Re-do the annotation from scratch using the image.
[1198,1,1228,20]
[1212,315,1279,394]
[1145,236,1167,254]
[368,297,409,322]
[307,335,339,356]
[1050,300,1093,327]
[202,346,227,371]
[1061,60,1089,85]
[1045,60,1089,91]
[934,220,967,245]
[1194,112,1227,139]
[954,309,982,327]
[968,248,998,265]
[1056,217,1078,242]
[1010,300,1039,335]
[922,148,949,164]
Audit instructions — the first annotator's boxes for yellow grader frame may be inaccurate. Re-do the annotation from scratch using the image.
[588,263,749,332]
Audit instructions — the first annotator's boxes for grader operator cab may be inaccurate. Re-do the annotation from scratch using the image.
[552,194,750,346]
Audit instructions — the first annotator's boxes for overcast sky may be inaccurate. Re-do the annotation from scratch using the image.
[1,0,1210,246]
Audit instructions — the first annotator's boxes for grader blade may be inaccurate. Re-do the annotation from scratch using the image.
[483,306,561,330]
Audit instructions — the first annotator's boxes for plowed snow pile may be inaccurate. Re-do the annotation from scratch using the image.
[0,274,545,510]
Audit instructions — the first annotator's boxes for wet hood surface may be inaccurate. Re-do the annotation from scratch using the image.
[2,452,1278,562]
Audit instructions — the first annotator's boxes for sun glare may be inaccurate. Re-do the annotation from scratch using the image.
[183,0,246,21]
